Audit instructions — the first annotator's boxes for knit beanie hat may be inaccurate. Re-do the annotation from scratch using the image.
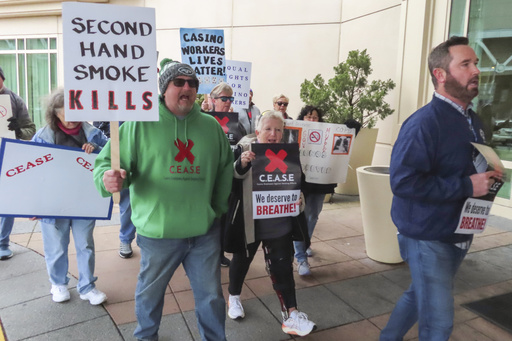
[0,66,5,81]
[159,58,198,93]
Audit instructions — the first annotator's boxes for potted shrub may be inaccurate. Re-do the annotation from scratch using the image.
[300,49,396,195]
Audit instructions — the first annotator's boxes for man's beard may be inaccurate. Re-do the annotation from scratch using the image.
[444,72,479,104]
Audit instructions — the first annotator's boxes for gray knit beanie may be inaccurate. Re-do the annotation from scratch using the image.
[0,66,5,81]
[159,58,198,93]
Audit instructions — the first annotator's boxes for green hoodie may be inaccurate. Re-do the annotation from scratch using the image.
[93,100,233,239]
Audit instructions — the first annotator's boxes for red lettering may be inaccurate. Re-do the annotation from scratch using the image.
[6,154,54,177]
[126,91,136,110]
[262,205,268,215]
[76,157,93,171]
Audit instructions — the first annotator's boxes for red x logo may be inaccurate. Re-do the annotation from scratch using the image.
[265,149,288,173]
[174,139,195,164]
[215,116,230,133]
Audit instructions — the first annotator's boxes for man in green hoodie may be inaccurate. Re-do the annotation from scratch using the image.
[93,59,233,341]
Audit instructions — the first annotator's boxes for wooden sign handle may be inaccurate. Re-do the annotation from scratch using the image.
[109,121,121,204]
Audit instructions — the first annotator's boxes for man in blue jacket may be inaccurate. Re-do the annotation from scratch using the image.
[380,36,502,340]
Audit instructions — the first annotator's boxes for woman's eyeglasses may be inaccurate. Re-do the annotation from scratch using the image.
[172,78,199,88]
[215,96,234,102]
[276,102,288,107]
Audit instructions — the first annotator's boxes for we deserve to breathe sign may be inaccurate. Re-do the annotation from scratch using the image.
[251,143,301,219]
[62,2,158,122]
[0,139,112,219]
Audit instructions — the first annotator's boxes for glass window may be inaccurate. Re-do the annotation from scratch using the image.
[451,0,512,201]
[449,0,467,37]
[0,37,57,130]
[26,38,48,50]
[0,39,16,50]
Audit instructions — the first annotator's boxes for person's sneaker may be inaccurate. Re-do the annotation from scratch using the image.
[306,247,313,257]
[119,242,133,259]
[228,295,245,320]
[0,247,13,260]
[297,261,311,276]
[282,310,316,336]
[51,285,70,303]
[80,288,107,305]
[221,254,231,267]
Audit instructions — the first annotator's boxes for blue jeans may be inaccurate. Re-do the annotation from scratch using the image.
[380,234,470,341]
[0,216,15,250]
[134,220,226,341]
[119,188,136,244]
[39,219,98,294]
[294,193,325,263]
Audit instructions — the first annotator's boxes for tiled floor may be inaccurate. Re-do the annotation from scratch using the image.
[9,194,512,340]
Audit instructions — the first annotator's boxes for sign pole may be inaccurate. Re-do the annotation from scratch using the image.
[109,121,121,204]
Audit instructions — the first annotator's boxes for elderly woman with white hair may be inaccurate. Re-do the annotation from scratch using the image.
[224,111,316,337]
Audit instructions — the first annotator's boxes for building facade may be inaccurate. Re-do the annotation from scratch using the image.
[1,0,510,213]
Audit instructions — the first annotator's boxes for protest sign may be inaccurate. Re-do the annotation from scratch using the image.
[0,95,15,138]
[180,28,226,94]
[284,121,355,184]
[62,2,158,122]
[208,112,244,150]
[225,60,251,112]
[251,143,301,219]
[455,142,505,234]
[0,138,112,220]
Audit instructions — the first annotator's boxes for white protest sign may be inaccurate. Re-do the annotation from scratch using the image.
[0,138,112,219]
[62,2,158,122]
[284,121,355,184]
[0,95,15,138]
[180,28,226,94]
[454,142,505,234]
[225,60,251,112]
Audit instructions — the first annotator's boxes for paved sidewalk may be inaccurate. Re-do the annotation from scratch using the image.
[1,195,512,340]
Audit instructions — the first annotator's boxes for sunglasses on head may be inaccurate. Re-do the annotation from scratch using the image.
[215,96,234,102]
[276,102,288,107]
[172,78,199,88]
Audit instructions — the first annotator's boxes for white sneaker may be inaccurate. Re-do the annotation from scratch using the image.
[228,295,245,319]
[282,310,316,336]
[297,261,311,276]
[80,288,107,305]
[51,285,70,303]
[306,247,313,257]
[119,242,133,259]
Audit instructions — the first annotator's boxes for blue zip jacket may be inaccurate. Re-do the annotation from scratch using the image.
[32,122,108,150]
[390,95,485,243]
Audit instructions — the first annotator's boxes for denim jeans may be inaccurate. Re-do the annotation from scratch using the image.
[380,234,470,341]
[119,188,136,244]
[39,219,97,294]
[294,193,325,263]
[0,216,15,249]
[134,220,226,341]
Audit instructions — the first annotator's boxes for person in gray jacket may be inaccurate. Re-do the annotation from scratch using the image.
[0,66,36,260]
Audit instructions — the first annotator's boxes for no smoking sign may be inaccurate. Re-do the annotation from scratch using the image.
[308,129,323,144]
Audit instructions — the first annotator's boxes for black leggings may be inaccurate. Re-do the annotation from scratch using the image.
[228,233,297,309]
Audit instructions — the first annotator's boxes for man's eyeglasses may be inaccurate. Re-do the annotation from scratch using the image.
[215,96,234,102]
[172,78,199,88]
[276,102,288,107]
